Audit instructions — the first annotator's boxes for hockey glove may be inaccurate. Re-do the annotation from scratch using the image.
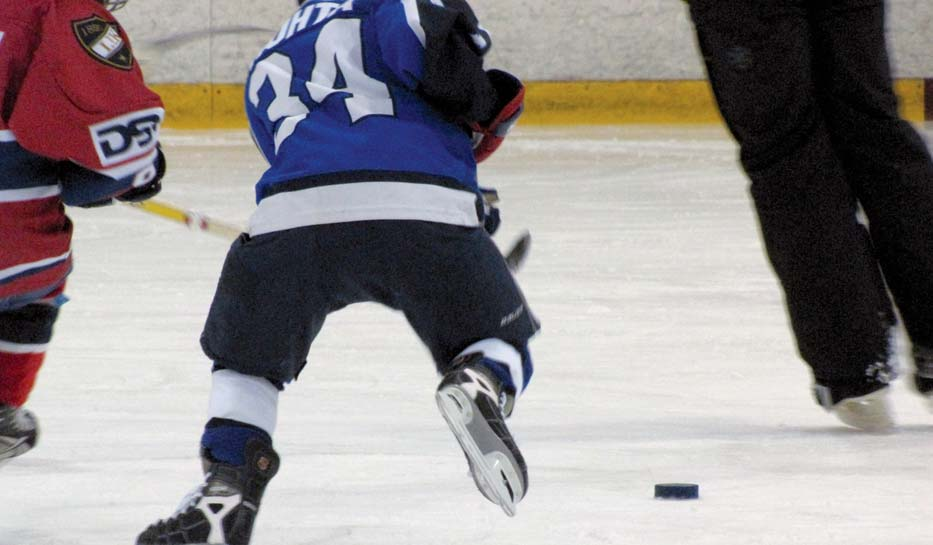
[116,146,166,203]
[470,70,525,163]
[480,187,501,235]
[484,205,501,235]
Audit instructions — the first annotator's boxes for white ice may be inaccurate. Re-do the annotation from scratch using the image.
[2,125,932,545]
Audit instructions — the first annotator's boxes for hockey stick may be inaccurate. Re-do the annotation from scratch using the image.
[504,230,531,272]
[125,199,532,271]
[123,199,243,240]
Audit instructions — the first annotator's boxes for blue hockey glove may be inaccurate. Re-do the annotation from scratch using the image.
[116,146,166,203]
[480,187,501,235]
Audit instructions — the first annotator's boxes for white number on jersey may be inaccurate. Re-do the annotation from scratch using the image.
[248,18,395,155]
[307,19,393,123]
[248,52,310,153]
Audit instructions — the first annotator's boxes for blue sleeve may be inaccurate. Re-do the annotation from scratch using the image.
[58,149,163,207]
[375,1,427,90]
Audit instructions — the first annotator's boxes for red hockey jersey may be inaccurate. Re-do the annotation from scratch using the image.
[0,0,164,311]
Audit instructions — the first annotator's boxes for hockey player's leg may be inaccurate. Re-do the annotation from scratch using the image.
[137,369,281,545]
[436,340,529,517]
[814,2,933,408]
[0,302,58,465]
[690,2,899,431]
[138,229,330,543]
[136,436,279,545]
[0,354,43,465]
[388,223,537,513]
[0,404,39,467]
[815,384,895,433]
[789,222,898,432]
[781,218,897,431]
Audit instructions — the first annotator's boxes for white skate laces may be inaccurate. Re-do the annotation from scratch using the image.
[173,481,208,516]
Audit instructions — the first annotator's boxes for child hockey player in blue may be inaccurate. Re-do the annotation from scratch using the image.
[137,1,535,543]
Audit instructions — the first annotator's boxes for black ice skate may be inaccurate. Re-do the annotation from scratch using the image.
[436,353,528,516]
[136,438,279,545]
[0,404,38,466]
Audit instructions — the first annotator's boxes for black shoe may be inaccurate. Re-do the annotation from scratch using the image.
[0,404,38,466]
[436,353,528,516]
[137,438,279,545]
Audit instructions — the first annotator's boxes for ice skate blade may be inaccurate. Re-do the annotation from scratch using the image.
[0,438,32,463]
[436,386,520,517]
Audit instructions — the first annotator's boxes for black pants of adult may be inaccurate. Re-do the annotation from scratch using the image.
[689,0,933,395]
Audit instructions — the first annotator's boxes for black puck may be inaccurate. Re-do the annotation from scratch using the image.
[654,483,699,499]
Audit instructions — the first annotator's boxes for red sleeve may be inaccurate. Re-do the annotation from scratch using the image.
[0,1,47,128]
[8,0,164,177]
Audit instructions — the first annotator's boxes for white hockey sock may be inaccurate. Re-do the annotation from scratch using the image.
[207,369,280,436]
[456,338,524,396]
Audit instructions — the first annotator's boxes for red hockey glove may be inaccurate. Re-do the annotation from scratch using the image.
[470,70,524,163]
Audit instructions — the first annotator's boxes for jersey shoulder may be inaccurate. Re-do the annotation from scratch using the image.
[0,0,51,52]
[0,0,53,27]
[51,0,137,72]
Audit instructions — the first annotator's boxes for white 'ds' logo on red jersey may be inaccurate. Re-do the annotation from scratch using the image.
[89,108,164,167]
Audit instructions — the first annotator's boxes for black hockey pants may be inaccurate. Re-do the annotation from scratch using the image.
[689,0,933,394]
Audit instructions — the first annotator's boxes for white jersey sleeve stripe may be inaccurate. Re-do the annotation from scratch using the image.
[0,251,71,283]
[0,185,61,203]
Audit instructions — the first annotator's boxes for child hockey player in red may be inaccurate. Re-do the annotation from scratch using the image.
[0,0,165,465]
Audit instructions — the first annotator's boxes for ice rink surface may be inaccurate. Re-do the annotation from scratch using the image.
[3,124,932,544]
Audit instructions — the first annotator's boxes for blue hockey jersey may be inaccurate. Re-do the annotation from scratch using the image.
[245,0,504,236]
